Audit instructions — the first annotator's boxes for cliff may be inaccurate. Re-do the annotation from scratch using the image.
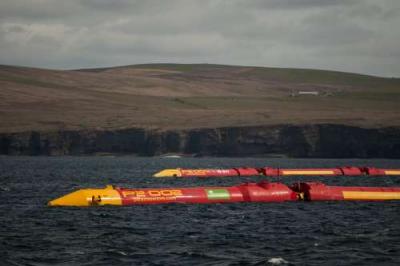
[1,124,399,158]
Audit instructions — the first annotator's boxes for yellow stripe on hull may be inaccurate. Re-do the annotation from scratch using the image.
[384,170,400,175]
[343,191,400,200]
[281,170,335,175]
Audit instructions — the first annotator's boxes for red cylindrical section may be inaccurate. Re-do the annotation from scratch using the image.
[361,167,386,175]
[291,182,344,200]
[180,169,239,177]
[262,167,280,176]
[234,167,261,176]
[118,187,243,204]
[239,182,298,202]
[339,167,363,176]
[116,182,297,205]
[291,182,400,201]
[361,167,400,176]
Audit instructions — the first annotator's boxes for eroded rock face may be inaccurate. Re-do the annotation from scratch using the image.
[0,124,399,158]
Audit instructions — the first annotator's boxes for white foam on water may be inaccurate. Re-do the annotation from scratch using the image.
[0,185,10,191]
[267,257,289,265]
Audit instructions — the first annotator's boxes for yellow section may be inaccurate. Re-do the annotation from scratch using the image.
[48,185,122,206]
[281,170,335,175]
[343,191,400,200]
[153,169,182,177]
[384,170,400,175]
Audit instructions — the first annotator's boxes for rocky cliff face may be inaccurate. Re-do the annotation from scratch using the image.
[1,124,399,158]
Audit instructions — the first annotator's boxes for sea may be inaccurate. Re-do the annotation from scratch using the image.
[0,156,399,266]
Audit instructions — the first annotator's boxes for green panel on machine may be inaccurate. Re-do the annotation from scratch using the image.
[206,189,230,200]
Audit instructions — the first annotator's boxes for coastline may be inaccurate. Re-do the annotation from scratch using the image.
[1,124,399,158]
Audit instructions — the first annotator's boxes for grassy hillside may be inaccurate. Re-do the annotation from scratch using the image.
[0,64,399,133]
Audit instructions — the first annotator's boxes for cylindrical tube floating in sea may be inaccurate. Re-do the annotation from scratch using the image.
[291,182,400,201]
[48,182,400,207]
[263,167,344,176]
[361,167,400,176]
[48,182,298,206]
[153,167,400,178]
[153,168,237,177]
[153,168,261,178]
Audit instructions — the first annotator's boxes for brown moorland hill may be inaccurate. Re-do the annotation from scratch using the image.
[1,63,399,133]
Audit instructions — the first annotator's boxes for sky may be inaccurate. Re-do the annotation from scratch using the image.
[0,0,399,77]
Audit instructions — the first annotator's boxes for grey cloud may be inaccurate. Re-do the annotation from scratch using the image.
[0,1,82,21]
[241,0,361,10]
[0,0,399,77]
[3,24,25,33]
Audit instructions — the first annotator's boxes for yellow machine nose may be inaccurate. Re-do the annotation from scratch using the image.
[153,169,182,177]
[48,189,90,206]
[48,185,122,207]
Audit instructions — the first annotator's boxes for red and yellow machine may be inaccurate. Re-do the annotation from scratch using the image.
[153,167,400,178]
[48,182,400,207]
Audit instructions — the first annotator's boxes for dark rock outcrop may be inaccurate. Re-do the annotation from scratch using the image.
[0,124,399,158]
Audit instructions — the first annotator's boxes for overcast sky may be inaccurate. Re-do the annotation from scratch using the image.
[0,0,399,77]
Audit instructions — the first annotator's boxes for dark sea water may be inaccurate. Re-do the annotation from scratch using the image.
[0,156,399,266]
